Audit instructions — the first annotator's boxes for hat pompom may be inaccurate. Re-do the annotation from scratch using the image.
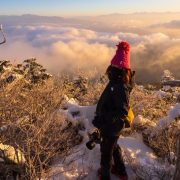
[116,41,130,52]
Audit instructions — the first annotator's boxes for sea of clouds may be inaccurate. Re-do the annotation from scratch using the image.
[0,14,180,83]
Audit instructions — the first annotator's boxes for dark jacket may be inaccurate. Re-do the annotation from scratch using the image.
[92,68,133,136]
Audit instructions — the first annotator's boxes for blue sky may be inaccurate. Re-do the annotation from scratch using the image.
[0,0,180,16]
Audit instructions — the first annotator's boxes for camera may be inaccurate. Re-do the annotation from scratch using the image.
[86,128,101,150]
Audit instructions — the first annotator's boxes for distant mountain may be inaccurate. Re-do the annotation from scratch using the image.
[71,12,180,34]
[93,12,180,25]
[0,14,65,26]
[1,12,180,26]
[1,12,180,35]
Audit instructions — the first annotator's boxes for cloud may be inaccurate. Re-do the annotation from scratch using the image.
[47,40,114,72]
[0,25,114,73]
[158,20,180,29]
[131,34,180,82]
[1,21,180,83]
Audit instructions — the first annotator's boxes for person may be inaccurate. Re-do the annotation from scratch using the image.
[92,41,135,180]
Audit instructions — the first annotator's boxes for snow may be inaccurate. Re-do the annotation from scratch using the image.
[0,125,7,132]
[168,103,180,119]
[156,103,180,129]
[46,98,174,180]
[155,90,168,98]
[154,88,180,101]
[60,97,96,129]
[162,86,172,92]
[118,134,154,160]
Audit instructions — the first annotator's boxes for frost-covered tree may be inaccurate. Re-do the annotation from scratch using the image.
[63,75,88,99]
[23,58,52,84]
[0,58,52,87]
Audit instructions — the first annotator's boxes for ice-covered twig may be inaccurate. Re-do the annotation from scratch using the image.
[0,24,6,45]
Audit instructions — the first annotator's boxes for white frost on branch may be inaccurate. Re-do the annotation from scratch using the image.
[156,103,180,129]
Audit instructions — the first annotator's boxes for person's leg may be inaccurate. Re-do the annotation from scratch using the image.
[113,140,127,176]
[100,136,117,179]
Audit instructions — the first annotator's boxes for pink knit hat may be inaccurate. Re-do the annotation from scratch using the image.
[111,41,130,69]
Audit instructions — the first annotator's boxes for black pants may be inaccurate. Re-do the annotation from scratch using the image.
[100,136,126,177]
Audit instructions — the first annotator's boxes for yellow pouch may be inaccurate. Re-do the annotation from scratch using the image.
[125,107,134,127]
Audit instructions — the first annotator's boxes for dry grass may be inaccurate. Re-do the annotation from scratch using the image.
[0,78,82,179]
[130,85,176,121]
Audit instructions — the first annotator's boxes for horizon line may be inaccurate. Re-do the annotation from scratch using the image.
[1,11,180,18]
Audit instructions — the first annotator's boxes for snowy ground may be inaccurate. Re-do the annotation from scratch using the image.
[46,97,179,180]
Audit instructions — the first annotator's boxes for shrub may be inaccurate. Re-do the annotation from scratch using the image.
[0,60,82,179]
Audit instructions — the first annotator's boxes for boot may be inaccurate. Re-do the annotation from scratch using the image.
[97,168,111,180]
[111,165,128,180]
